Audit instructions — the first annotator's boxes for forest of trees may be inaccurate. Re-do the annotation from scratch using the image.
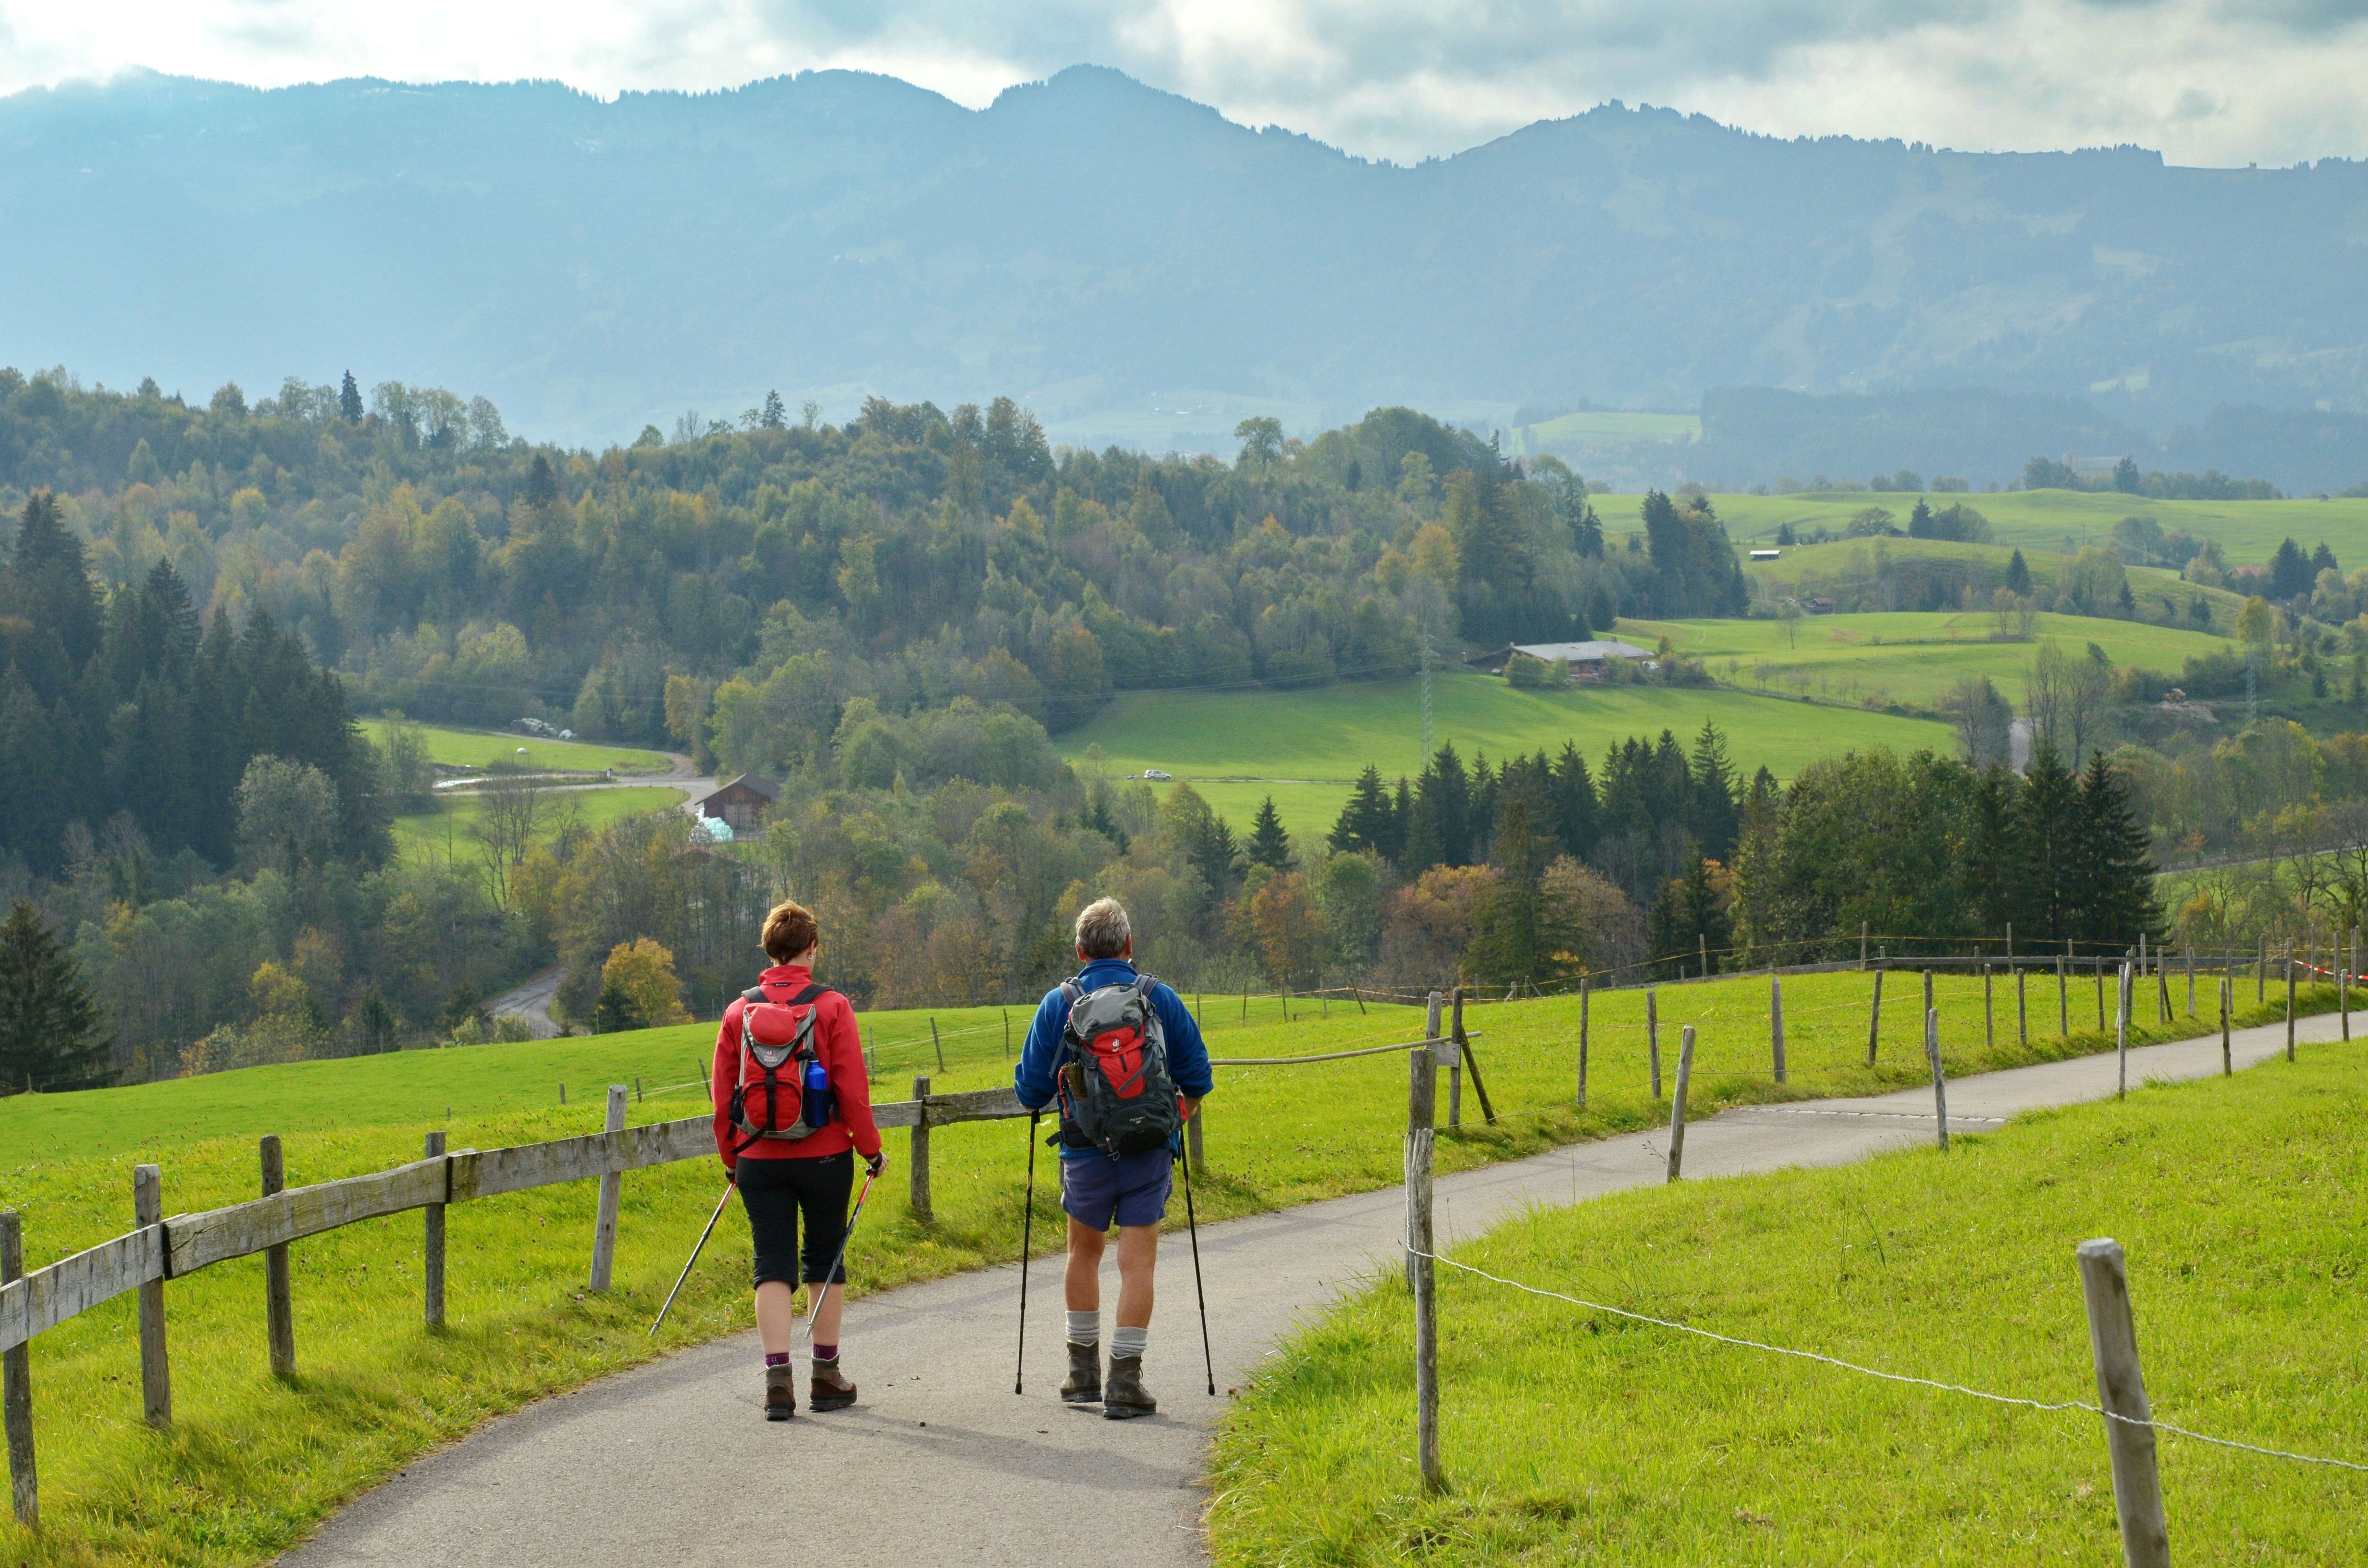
[0,369,1757,769]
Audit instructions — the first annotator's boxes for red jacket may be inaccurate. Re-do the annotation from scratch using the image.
[712,965,881,1170]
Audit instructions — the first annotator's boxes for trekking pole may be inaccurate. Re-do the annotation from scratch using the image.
[799,1164,879,1346]
[650,1174,736,1337]
[1016,1112,1038,1394]
[1179,1139,1215,1396]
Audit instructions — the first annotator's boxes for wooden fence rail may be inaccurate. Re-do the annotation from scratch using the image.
[0,1079,1035,1528]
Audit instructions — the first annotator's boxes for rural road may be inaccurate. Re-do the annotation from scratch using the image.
[279,1011,2345,1568]
[484,968,564,1040]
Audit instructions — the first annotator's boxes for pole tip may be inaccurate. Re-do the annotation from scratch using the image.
[2076,1237,2123,1262]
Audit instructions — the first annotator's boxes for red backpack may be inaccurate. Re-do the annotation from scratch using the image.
[728,983,835,1152]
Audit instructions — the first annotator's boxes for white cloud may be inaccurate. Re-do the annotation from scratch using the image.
[2,0,2364,166]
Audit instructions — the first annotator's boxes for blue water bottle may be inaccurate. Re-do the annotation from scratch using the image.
[801,1056,834,1128]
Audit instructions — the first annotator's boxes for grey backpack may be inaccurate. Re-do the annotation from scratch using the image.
[1056,974,1183,1157]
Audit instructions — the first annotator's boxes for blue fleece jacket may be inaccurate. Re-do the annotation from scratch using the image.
[1013,959,1214,1160]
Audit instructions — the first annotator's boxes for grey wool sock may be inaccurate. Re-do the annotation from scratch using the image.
[1066,1310,1101,1348]
[1110,1324,1148,1361]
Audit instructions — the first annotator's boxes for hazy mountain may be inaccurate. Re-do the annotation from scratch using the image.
[4,64,2364,466]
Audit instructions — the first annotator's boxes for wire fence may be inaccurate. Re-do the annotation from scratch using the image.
[1404,1244,2368,1475]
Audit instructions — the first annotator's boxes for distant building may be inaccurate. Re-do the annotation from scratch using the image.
[1749,548,1782,561]
[1467,639,1652,677]
[693,773,777,834]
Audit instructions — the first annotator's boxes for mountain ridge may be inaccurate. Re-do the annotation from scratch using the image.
[3,65,2363,468]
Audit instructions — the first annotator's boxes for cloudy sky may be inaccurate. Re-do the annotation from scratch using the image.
[2,0,2363,167]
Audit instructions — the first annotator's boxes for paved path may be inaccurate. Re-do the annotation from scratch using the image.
[279,1012,2343,1568]
[484,968,565,1040]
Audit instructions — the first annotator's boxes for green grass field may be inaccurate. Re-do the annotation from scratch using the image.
[0,960,2322,1565]
[1063,669,1952,840]
[1736,535,2249,628]
[1601,490,2368,567]
[1621,612,2229,709]
[1207,1035,2366,1566]
[359,719,671,776]
[387,785,687,862]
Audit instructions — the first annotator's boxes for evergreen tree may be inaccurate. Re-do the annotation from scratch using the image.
[2072,751,2162,946]
[1388,777,1414,865]
[2005,548,2032,596]
[1415,744,1472,867]
[1548,740,1599,860]
[1246,796,1295,870]
[1685,721,1739,862]
[4,491,102,671]
[338,370,364,423]
[1466,799,1574,987]
[0,899,111,1091]
[1190,812,1242,894]
[1644,857,1733,980]
[2014,745,2083,944]
[525,452,560,510]
[2269,538,2314,600]
[760,390,788,430]
[1329,765,1398,858]
[1965,765,2023,939]
[2312,541,2338,576]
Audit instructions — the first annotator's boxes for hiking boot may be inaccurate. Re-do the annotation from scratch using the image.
[1060,1340,1102,1405]
[1101,1354,1156,1420]
[764,1363,797,1421]
[809,1359,857,1412]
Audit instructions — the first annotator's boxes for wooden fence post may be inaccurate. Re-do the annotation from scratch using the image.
[2184,947,2195,1019]
[1577,974,1590,1109]
[1860,921,1868,968]
[1446,987,1464,1129]
[1004,1008,1012,1057]
[1983,963,1993,1051]
[2058,955,2068,1037]
[260,1135,295,1381]
[2116,963,2131,1100]
[2017,965,2028,1049]
[1925,1008,1949,1151]
[1408,1115,1441,1494]
[2343,941,2352,1042]
[2220,977,2232,1078]
[134,1164,170,1428]
[911,1076,934,1225]
[2156,955,2171,1025]
[2075,1239,2171,1568]
[1649,988,1663,1097]
[1864,966,1884,1066]
[1769,968,1787,1085]
[2257,933,2265,1004]
[1452,991,1495,1125]
[1665,1026,1697,1182]
[1186,1102,1204,1176]
[2,1211,33,1529]
[2285,947,2296,1062]
[423,1131,447,1329]
[587,1086,627,1291]
[931,1017,946,1073]
[1922,968,1934,1032]
[1698,933,1708,978]
[1405,1029,1438,1293]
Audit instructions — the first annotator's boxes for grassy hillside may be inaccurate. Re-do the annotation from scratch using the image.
[1208,1037,2367,1566]
[1062,669,1953,839]
[1735,536,2249,628]
[1610,490,2368,565]
[1621,612,2229,710]
[0,965,2326,1565]
[358,720,671,776]
[386,784,688,863]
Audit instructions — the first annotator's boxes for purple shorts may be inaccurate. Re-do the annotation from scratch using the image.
[1060,1147,1173,1230]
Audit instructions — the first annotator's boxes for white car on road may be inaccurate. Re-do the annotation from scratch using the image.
[1144,769,1173,781]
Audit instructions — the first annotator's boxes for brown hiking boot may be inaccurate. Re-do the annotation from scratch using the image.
[1101,1354,1156,1420]
[1060,1340,1102,1404]
[764,1363,797,1421]
[809,1359,857,1412]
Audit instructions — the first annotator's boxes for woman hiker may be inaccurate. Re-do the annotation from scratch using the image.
[712,898,886,1421]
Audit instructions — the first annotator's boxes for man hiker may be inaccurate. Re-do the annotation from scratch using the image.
[713,898,886,1421]
[1014,896,1213,1418]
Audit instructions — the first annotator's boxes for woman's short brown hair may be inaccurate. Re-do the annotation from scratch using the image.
[762,900,819,963]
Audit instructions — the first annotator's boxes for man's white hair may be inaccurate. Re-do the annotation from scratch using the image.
[1074,896,1132,959]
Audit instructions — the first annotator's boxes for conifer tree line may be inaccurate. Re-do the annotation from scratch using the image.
[1326,722,2164,986]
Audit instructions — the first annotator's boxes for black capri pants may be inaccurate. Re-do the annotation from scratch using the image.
[736,1151,854,1288]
